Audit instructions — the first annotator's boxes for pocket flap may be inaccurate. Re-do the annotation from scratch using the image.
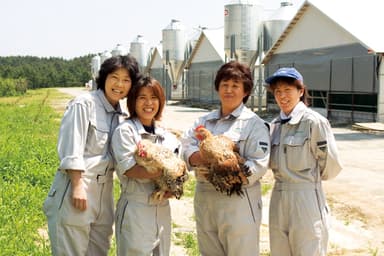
[48,188,57,197]
[283,134,308,146]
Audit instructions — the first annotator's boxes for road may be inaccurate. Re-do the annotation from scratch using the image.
[56,87,384,255]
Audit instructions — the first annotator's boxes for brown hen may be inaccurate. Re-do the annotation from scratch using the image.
[135,139,189,204]
[194,125,251,196]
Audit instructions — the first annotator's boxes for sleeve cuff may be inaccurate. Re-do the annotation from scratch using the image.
[59,156,85,172]
[116,158,136,177]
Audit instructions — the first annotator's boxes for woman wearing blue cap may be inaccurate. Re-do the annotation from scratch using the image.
[265,67,342,256]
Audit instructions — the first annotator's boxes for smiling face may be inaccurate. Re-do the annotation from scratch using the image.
[104,67,131,107]
[218,79,247,116]
[273,81,303,116]
[135,86,160,126]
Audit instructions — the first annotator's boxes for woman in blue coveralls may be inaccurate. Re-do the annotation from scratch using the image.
[43,55,140,256]
[111,75,181,256]
[181,61,271,256]
[265,67,342,256]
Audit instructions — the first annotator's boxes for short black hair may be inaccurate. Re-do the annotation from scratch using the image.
[96,54,140,92]
[267,77,311,106]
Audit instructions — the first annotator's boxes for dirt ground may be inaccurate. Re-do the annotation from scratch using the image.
[162,103,384,256]
[169,131,384,256]
[56,88,384,255]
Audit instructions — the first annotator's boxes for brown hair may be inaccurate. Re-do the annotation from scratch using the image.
[127,76,166,121]
[214,61,253,103]
[267,77,311,106]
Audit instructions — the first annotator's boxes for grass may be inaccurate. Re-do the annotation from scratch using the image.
[0,89,66,255]
[174,231,199,256]
[182,174,196,198]
[0,88,124,255]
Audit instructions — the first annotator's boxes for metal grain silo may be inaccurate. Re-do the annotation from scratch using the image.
[90,54,101,90]
[100,50,112,64]
[224,0,262,65]
[91,54,101,78]
[130,35,148,70]
[162,19,186,88]
[263,1,296,52]
[111,44,127,57]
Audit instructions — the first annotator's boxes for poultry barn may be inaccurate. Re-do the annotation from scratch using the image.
[91,0,384,124]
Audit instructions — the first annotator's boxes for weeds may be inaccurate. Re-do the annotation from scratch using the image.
[174,231,199,256]
[0,89,62,255]
[183,174,196,198]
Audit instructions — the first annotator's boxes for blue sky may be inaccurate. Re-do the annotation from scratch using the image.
[1,0,303,59]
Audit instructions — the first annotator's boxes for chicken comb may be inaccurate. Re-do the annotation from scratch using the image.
[195,125,205,131]
[137,141,147,158]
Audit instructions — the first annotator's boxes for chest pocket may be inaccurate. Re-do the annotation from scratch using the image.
[224,129,244,155]
[269,125,281,170]
[283,133,311,171]
[86,119,110,155]
[270,138,280,170]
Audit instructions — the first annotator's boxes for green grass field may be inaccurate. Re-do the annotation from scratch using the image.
[0,89,68,255]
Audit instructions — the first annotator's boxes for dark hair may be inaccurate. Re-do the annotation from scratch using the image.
[96,54,140,91]
[267,77,311,106]
[127,76,166,121]
[214,61,253,103]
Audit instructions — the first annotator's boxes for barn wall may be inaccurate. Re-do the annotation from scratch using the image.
[264,44,380,123]
[378,58,384,122]
[185,61,223,104]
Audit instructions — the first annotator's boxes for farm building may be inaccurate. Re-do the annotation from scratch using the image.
[145,43,172,100]
[262,0,384,123]
[92,0,384,124]
[183,28,225,105]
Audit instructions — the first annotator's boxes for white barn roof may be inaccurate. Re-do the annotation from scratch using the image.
[184,27,224,68]
[263,0,384,63]
[146,44,163,70]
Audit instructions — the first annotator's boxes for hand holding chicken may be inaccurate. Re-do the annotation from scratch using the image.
[134,139,189,204]
[194,125,251,196]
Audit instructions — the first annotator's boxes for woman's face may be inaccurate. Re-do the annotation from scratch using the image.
[135,86,159,126]
[104,67,131,107]
[218,79,247,116]
[273,82,303,115]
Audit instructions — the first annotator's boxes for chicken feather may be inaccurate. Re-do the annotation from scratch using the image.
[194,125,251,196]
[135,139,189,204]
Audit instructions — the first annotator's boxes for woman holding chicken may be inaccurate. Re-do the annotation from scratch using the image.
[182,61,271,256]
[111,76,182,256]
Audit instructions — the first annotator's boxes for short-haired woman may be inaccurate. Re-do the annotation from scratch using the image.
[43,54,140,255]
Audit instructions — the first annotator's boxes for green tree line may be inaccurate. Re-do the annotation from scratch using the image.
[0,55,93,92]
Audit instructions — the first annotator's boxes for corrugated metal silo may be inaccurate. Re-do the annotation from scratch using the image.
[100,50,112,64]
[111,44,127,57]
[130,35,148,70]
[224,0,262,65]
[91,54,101,78]
[162,19,186,87]
[263,1,296,52]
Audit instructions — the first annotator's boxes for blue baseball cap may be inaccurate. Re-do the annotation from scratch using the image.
[265,67,303,84]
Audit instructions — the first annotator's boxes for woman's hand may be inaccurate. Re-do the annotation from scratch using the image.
[67,170,87,211]
[189,151,207,167]
[71,181,87,211]
[147,168,163,179]
[124,165,163,179]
